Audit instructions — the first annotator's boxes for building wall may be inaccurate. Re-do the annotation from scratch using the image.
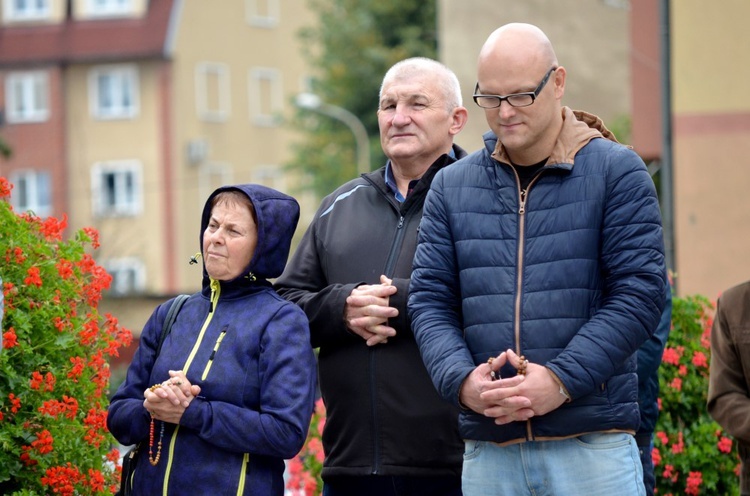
[65,60,168,297]
[670,0,750,298]
[0,1,317,339]
[95,0,318,335]
[439,0,631,154]
[169,0,317,296]
[0,64,67,216]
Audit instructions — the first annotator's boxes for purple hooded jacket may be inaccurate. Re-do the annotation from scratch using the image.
[108,184,316,495]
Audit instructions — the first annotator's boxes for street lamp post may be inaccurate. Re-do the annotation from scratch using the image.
[295,93,370,176]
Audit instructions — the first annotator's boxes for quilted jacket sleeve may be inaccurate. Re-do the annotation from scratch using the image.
[545,146,667,400]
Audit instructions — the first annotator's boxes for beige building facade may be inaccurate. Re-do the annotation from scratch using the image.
[630,0,750,298]
[669,0,750,298]
[0,0,316,341]
[439,0,631,154]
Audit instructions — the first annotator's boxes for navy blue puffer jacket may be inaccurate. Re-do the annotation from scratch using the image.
[408,108,667,444]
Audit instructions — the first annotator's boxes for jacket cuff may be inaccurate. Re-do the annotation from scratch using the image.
[546,367,572,403]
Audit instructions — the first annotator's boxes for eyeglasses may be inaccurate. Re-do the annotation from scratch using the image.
[473,67,558,109]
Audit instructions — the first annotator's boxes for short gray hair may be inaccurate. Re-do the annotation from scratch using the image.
[379,57,462,110]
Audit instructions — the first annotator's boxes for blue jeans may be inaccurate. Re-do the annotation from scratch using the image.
[322,475,462,496]
[462,433,645,496]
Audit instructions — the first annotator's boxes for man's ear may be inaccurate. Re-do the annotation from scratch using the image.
[553,66,566,100]
[450,106,469,136]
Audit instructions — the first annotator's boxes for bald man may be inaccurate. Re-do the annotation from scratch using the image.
[408,23,667,495]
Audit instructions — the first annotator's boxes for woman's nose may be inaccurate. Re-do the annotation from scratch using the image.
[210,228,225,244]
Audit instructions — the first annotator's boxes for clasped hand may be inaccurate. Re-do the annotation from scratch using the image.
[345,275,398,346]
[143,370,201,424]
[459,349,567,425]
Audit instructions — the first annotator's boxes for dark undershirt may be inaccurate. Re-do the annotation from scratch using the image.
[511,158,548,190]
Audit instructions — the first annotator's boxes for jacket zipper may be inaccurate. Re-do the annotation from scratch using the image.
[162,279,221,495]
[201,327,227,380]
[513,170,544,442]
[372,211,409,474]
[383,215,405,276]
[235,453,249,495]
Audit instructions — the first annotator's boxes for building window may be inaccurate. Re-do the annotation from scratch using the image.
[3,0,51,21]
[252,166,285,192]
[249,68,282,127]
[86,0,132,16]
[5,71,49,123]
[198,162,233,204]
[195,63,230,122]
[9,169,52,217]
[91,161,142,217]
[89,65,139,120]
[103,257,145,296]
[246,0,279,28]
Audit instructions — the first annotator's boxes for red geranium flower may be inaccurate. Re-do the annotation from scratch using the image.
[24,266,43,287]
[3,327,18,348]
[717,436,733,454]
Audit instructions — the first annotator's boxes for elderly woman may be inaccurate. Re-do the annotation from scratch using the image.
[108,184,316,495]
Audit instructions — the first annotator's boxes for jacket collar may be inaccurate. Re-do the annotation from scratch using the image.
[489,107,618,170]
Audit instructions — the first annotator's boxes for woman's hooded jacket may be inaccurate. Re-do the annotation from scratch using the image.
[108,184,316,496]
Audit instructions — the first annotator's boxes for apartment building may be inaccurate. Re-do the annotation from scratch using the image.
[0,0,316,337]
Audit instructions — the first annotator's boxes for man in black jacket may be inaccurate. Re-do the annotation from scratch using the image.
[275,57,468,496]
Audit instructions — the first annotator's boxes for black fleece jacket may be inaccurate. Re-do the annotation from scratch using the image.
[275,145,466,479]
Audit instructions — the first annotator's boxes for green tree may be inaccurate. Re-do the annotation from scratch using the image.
[287,0,437,198]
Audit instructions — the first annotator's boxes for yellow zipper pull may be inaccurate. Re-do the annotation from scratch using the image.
[210,279,220,313]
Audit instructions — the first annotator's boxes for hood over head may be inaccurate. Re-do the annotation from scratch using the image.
[200,184,300,284]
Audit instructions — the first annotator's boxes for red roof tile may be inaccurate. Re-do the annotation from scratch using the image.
[0,0,175,67]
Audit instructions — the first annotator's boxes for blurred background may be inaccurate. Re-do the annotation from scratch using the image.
[1,0,748,373]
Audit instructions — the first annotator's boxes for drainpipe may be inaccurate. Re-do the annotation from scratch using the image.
[660,0,676,290]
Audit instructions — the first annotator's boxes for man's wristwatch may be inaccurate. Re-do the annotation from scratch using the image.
[559,384,571,401]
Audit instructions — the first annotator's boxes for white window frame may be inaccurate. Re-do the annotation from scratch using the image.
[249,67,282,127]
[85,0,132,17]
[245,0,279,28]
[88,64,139,120]
[9,169,52,217]
[252,165,286,192]
[195,62,231,122]
[3,0,51,21]
[91,160,142,217]
[5,71,49,123]
[198,162,233,204]
[103,257,146,296]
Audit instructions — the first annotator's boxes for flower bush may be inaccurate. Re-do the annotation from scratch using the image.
[654,293,740,495]
[0,177,132,495]
[286,397,325,495]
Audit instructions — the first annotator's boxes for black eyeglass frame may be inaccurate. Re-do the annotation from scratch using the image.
[473,67,558,109]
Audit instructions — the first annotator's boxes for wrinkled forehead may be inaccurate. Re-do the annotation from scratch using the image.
[210,190,257,223]
[379,76,440,105]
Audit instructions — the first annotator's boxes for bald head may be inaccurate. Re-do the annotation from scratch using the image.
[475,23,566,165]
[478,23,558,80]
